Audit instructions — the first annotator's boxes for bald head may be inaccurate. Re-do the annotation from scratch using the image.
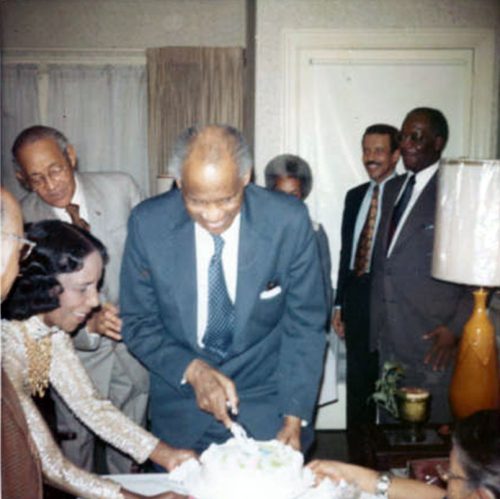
[169,124,252,179]
[173,125,252,235]
[1,188,24,300]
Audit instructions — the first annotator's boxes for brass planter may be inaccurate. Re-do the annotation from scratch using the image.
[396,387,431,442]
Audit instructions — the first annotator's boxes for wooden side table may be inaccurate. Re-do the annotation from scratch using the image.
[348,423,452,471]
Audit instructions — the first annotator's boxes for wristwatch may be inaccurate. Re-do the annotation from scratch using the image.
[375,471,392,497]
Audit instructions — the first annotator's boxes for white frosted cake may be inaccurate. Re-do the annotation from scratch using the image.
[170,437,314,499]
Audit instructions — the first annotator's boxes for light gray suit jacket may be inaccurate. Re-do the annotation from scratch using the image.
[21,171,148,395]
[370,173,471,422]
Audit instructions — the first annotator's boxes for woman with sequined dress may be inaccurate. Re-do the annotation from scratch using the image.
[1,220,192,499]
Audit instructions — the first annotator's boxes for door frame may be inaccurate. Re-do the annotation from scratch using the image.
[282,28,496,157]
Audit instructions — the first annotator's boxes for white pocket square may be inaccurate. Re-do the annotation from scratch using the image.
[259,286,282,300]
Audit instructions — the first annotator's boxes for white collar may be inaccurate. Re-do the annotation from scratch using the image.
[195,212,241,244]
[412,161,439,185]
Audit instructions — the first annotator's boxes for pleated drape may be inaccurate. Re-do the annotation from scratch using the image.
[146,47,244,193]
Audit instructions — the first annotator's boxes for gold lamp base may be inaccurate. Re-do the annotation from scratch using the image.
[449,288,500,420]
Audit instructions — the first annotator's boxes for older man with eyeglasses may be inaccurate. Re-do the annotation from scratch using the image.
[369,108,472,424]
[11,125,150,475]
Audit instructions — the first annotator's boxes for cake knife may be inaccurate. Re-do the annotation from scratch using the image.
[226,400,250,440]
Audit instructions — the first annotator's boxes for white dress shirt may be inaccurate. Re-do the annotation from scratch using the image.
[387,162,439,257]
[51,176,90,223]
[195,214,240,347]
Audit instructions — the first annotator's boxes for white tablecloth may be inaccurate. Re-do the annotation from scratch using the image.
[106,473,187,495]
[104,473,378,498]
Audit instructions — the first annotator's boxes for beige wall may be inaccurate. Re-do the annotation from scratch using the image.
[2,0,499,168]
[254,0,500,177]
[0,0,246,49]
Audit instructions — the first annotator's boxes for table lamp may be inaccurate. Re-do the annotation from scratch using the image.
[432,158,500,420]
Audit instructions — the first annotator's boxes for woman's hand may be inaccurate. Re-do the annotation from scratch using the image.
[307,459,378,490]
[150,441,198,471]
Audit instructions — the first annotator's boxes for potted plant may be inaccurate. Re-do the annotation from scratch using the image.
[369,361,405,419]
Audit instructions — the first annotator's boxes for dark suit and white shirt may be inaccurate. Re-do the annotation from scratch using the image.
[120,184,327,453]
[195,215,239,345]
[370,163,471,422]
[335,173,396,427]
[386,163,437,256]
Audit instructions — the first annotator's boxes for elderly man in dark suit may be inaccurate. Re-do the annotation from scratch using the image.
[120,124,326,455]
[333,124,400,429]
[370,108,471,423]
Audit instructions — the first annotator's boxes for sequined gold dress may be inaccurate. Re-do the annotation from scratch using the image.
[1,316,159,499]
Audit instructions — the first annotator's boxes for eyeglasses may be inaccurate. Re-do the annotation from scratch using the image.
[25,163,69,190]
[398,130,427,145]
[2,233,37,261]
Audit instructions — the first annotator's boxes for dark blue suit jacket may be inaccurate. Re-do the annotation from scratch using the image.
[334,182,370,308]
[120,184,326,448]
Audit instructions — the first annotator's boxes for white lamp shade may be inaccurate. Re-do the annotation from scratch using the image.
[432,159,500,286]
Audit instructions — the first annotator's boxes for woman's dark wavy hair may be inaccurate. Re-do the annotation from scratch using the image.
[2,220,108,321]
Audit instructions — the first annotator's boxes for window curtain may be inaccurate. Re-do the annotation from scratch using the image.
[147,47,244,194]
[1,65,40,200]
[47,64,149,195]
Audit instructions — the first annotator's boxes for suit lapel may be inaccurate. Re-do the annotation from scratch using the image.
[233,188,272,352]
[346,183,369,249]
[392,173,437,251]
[77,173,104,230]
[170,210,198,349]
[375,176,404,257]
[32,197,56,221]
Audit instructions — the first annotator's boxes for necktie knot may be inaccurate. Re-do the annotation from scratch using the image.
[65,203,90,232]
[212,234,225,258]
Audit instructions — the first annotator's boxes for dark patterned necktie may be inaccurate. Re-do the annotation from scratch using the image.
[387,174,416,250]
[203,234,235,360]
[354,184,379,276]
[65,203,91,232]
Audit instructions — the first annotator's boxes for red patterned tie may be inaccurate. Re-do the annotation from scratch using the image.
[354,185,379,276]
[65,203,91,232]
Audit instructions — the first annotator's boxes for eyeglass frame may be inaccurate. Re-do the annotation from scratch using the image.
[21,162,71,191]
[1,232,37,260]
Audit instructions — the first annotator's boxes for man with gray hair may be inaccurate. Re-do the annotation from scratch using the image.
[121,124,326,454]
[12,125,149,474]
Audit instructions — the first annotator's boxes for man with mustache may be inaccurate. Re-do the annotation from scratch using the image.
[333,124,400,433]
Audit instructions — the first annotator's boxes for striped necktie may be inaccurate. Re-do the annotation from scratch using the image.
[65,203,91,232]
